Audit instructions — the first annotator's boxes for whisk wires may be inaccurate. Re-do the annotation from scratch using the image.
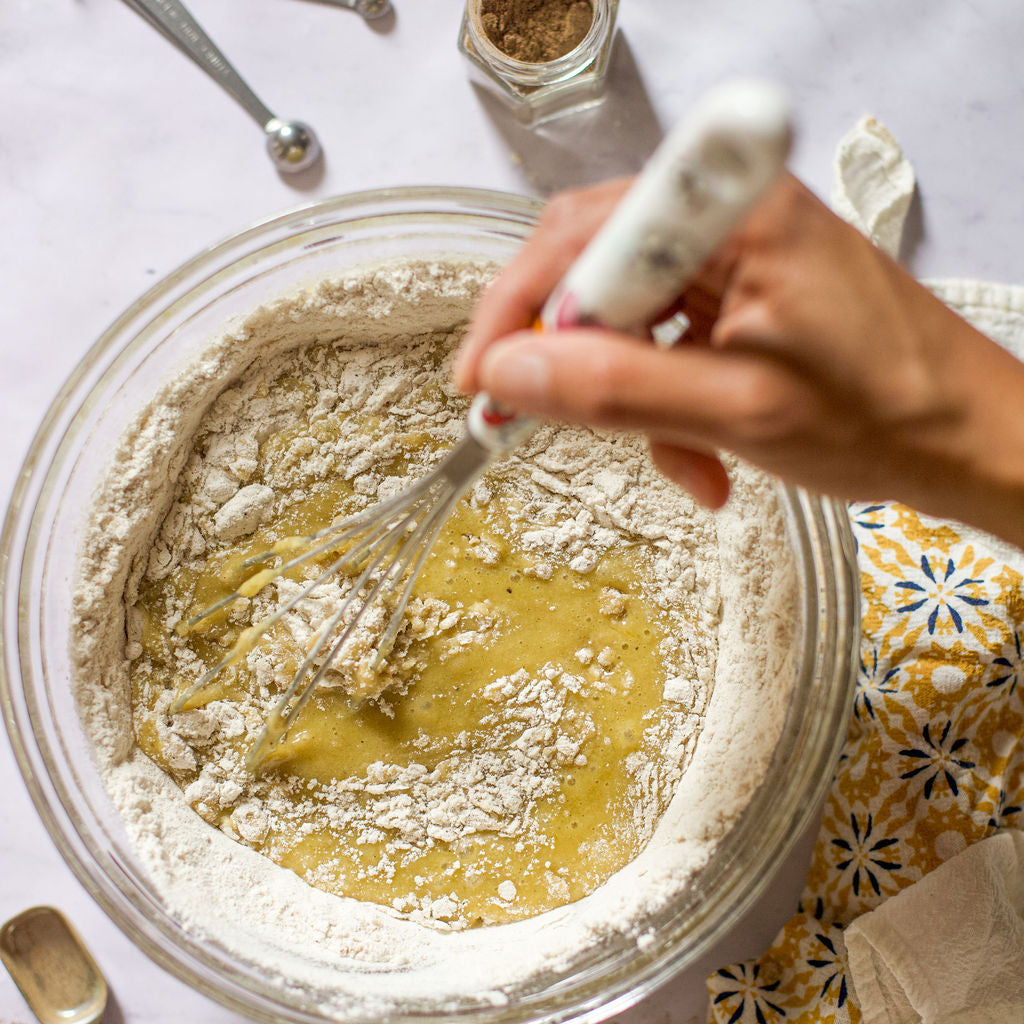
[167,435,493,769]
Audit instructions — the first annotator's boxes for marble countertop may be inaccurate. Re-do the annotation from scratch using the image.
[1,1,1021,1021]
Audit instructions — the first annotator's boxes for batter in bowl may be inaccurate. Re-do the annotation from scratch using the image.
[129,258,716,929]
[73,255,798,1011]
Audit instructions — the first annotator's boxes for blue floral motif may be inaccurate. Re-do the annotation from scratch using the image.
[711,962,786,1024]
[856,646,899,721]
[987,631,1022,696]
[849,502,886,552]
[806,932,849,1008]
[988,788,1023,830]
[798,896,827,921]
[899,720,976,798]
[894,554,988,633]
[831,813,901,897]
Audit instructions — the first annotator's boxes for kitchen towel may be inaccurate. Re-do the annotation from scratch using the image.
[845,829,1024,1024]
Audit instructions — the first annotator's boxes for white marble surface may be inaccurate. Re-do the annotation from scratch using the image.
[1,1,1022,1021]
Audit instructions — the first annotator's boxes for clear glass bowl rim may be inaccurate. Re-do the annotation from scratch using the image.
[0,185,859,1024]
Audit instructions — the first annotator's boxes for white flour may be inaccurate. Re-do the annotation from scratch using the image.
[71,257,799,1015]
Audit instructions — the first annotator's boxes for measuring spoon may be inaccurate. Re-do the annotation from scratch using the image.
[310,0,393,17]
[0,907,107,1024]
[120,0,322,173]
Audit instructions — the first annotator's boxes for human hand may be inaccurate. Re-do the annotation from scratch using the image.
[455,174,1024,546]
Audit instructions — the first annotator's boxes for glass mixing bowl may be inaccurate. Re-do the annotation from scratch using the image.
[0,187,859,1024]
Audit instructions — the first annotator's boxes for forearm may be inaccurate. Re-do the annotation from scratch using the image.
[916,314,1024,548]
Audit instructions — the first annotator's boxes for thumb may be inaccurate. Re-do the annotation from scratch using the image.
[478,330,735,507]
[476,327,754,444]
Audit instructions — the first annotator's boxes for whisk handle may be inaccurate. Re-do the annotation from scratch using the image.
[542,79,792,333]
[467,79,791,456]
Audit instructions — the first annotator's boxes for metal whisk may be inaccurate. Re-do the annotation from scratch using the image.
[170,80,793,770]
[169,425,528,768]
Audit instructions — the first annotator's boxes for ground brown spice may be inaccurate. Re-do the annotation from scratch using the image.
[480,0,594,62]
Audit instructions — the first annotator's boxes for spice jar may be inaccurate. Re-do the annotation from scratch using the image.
[458,0,619,126]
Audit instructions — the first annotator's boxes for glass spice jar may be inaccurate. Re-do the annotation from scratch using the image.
[458,0,619,126]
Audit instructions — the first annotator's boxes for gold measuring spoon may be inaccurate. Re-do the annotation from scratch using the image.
[0,907,107,1024]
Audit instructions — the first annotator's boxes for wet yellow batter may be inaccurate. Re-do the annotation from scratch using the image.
[128,330,696,928]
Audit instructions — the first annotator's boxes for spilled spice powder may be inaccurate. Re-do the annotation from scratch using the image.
[480,0,594,63]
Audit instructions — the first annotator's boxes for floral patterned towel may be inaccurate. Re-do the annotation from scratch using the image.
[707,494,1024,1024]
[705,122,1024,1024]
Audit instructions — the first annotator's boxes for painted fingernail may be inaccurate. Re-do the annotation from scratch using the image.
[481,344,551,402]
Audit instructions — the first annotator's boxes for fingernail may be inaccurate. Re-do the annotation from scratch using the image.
[480,344,551,402]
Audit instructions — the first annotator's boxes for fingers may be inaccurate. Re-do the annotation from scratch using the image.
[454,178,633,392]
[475,325,744,506]
[647,441,731,508]
[455,174,815,392]
[475,327,783,444]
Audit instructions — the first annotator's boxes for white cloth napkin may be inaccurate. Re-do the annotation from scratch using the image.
[844,830,1024,1024]
[831,115,915,260]
[832,118,1024,1024]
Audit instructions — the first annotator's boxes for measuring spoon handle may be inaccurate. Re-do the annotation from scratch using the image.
[120,0,275,128]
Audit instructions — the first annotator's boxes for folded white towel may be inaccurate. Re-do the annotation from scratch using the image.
[831,115,915,260]
[845,830,1024,1024]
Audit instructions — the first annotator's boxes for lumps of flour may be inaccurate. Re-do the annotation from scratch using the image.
[213,483,275,539]
[663,676,696,708]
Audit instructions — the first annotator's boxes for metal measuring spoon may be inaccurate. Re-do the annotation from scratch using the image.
[120,0,322,173]
[0,907,108,1024]
[312,0,393,18]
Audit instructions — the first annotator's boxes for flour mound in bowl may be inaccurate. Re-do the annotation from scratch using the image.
[71,256,799,1014]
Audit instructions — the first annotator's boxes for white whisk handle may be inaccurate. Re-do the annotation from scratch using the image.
[541,78,792,333]
[466,79,792,457]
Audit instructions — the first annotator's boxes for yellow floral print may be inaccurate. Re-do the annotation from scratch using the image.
[707,502,1024,1024]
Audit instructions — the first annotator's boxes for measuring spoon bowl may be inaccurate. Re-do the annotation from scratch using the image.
[0,907,108,1024]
